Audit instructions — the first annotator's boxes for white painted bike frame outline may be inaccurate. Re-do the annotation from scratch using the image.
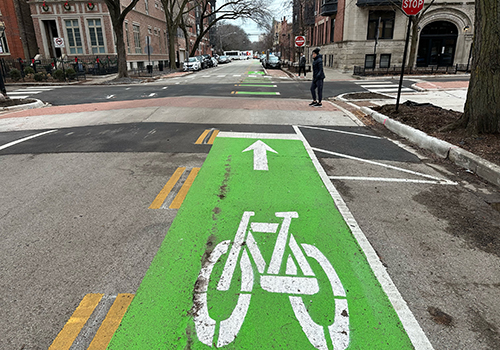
[193,211,349,349]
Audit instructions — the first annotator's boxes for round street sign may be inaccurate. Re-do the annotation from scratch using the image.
[295,36,306,48]
[402,0,424,15]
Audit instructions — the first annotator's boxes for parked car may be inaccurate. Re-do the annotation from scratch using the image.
[183,57,202,71]
[211,57,218,67]
[202,54,214,68]
[218,55,230,64]
[266,56,281,69]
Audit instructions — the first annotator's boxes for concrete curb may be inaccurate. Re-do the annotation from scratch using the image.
[359,105,500,187]
[1,98,46,111]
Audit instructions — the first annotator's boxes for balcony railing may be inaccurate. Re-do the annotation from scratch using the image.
[356,0,401,6]
[320,0,338,16]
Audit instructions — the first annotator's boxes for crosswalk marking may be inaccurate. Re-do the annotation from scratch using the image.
[9,86,61,99]
[49,294,103,350]
[355,80,415,94]
[87,294,134,350]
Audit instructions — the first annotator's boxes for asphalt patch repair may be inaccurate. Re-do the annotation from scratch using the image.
[373,102,500,167]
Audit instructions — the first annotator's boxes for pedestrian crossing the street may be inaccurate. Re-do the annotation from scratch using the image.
[8,86,63,99]
[355,81,415,95]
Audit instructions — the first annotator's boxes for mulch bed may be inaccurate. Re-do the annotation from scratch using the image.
[373,101,500,167]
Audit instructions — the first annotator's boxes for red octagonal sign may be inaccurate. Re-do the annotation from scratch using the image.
[402,0,424,15]
[295,36,306,48]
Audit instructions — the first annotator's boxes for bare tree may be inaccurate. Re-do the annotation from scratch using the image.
[448,0,500,134]
[187,0,272,57]
[162,0,192,69]
[214,23,251,52]
[103,0,141,78]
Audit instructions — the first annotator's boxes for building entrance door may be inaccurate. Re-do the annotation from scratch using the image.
[417,21,458,67]
[43,20,61,58]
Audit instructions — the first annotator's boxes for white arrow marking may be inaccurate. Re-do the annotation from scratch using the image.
[242,140,278,171]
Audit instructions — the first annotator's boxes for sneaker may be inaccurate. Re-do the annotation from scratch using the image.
[313,102,322,107]
[309,101,317,106]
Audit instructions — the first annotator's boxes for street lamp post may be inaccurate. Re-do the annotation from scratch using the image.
[0,20,7,97]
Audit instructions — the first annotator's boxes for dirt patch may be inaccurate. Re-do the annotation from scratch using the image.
[413,186,500,258]
[218,155,232,200]
[428,306,453,326]
[373,102,500,167]
[0,98,37,108]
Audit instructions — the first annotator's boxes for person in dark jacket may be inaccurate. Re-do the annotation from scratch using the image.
[309,47,325,107]
[298,54,306,77]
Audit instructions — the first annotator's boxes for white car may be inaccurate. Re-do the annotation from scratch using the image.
[183,57,201,71]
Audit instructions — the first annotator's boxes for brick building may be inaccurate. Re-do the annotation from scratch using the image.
[0,0,38,60]
[28,0,176,69]
[294,0,474,70]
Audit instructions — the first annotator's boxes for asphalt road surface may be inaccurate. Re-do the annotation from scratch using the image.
[1,60,499,350]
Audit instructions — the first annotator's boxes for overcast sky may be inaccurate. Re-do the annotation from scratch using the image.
[226,0,293,42]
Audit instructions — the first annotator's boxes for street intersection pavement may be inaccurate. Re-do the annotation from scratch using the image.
[1,67,500,350]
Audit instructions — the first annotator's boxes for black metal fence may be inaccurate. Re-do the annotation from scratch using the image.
[353,64,471,76]
[0,55,120,82]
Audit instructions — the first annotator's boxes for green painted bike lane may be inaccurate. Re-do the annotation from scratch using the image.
[108,135,425,349]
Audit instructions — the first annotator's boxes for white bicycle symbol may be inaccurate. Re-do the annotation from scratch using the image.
[193,211,349,349]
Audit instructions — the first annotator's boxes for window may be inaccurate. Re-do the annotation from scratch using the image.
[367,11,395,40]
[330,18,335,43]
[0,35,9,54]
[87,19,105,53]
[133,24,141,53]
[145,0,149,14]
[364,54,376,69]
[65,20,83,54]
[125,22,131,53]
[380,54,391,68]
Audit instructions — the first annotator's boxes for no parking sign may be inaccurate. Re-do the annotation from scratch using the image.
[54,37,65,48]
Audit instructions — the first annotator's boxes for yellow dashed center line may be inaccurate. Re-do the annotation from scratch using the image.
[149,167,185,209]
[49,294,103,350]
[87,294,134,350]
[195,129,211,144]
[169,167,200,209]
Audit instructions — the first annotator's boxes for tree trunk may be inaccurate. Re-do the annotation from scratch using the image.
[407,15,420,69]
[113,23,128,78]
[167,24,178,70]
[462,0,500,134]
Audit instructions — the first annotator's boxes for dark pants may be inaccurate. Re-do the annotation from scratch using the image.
[298,65,306,76]
[310,79,324,102]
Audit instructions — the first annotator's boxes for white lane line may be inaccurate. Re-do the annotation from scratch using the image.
[329,176,453,185]
[217,132,300,140]
[9,95,30,99]
[0,130,57,151]
[217,75,226,78]
[162,87,168,90]
[360,85,401,88]
[311,147,457,184]
[8,91,42,95]
[293,125,435,350]
[354,81,393,85]
[233,74,241,77]
[298,125,382,140]
[13,89,50,92]
[125,88,131,90]
[202,75,211,78]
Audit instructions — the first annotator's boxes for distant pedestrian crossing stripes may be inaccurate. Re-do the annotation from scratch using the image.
[355,81,415,94]
[8,86,63,99]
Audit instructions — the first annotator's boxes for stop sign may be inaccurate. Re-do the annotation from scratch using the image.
[402,0,424,15]
[295,36,306,47]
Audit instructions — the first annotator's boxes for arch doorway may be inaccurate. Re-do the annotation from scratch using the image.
[417,21,458,67]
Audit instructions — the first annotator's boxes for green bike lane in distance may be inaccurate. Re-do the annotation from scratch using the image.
[108,136,414,349]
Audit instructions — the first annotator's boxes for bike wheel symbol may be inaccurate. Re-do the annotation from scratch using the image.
[193,212,349,349]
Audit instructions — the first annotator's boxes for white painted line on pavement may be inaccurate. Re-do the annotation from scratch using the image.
[162,87,168,89]
[293,125,435,350]
[106,95,115,99]
[148,93,157,97]
[125,88,131,90]
[218,132,300,140]
[360,85,401,88]
[311,147,457,184]
[12,89,48,92]
[0,130,57,151]
[217,75,226,78]
[355,81,393,85]
[233,75,241,77]
[298,125,382,139]
[8,91,42,95]
[372,88,414,93]
[329,176,452,185]
[8,95,29,99]
[202,75,211,78]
